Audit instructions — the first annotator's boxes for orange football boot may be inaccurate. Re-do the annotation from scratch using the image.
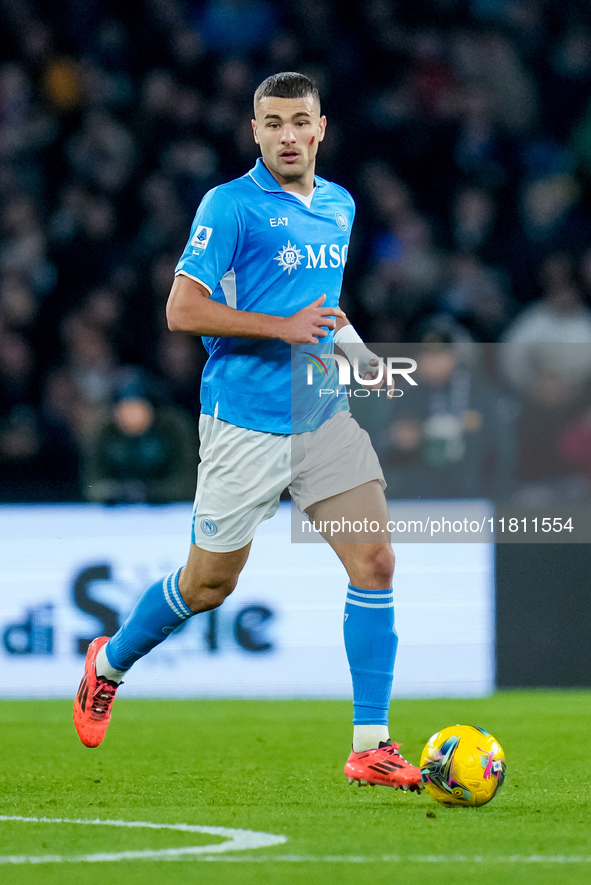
[344,741,423,791]
[73,636,120,747]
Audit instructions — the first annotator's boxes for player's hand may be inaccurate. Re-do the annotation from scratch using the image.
[279,295,344,344]
[362,357,395,395]
[363,358,382,384]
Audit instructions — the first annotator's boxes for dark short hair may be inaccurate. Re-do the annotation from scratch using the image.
[253,72,320,111]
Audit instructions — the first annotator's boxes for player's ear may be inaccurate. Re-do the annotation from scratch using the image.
[252,119,260,144]
[318,115,327,142]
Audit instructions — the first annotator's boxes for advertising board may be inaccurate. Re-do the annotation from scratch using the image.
[0,503,494,698]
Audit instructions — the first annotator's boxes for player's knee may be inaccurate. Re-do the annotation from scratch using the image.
[371,545,395,587]
[180,572,239,613]
[346,544,394,589]
[352,544,395,589]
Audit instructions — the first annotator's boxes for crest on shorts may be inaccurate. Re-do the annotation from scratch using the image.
[200,517,218,536]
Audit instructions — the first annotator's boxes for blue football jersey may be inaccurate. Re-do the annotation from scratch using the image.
[175,158,354,433]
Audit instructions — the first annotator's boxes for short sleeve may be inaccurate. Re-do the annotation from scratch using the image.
[175,186,242,293]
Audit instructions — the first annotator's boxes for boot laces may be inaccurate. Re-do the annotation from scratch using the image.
[90,679,117,719]
[382,742,413,766]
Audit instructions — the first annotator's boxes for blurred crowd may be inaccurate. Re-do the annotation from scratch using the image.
[2,0,591,503]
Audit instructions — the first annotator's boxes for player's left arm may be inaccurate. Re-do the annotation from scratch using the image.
[334,308,383,384]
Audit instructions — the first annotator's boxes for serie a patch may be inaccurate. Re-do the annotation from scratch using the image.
[191,225,213,251]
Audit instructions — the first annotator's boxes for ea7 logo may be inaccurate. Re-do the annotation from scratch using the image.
[270,217,288,227]
[305,244,348,269]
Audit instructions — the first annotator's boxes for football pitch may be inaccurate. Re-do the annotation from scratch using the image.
[1,692,589,885]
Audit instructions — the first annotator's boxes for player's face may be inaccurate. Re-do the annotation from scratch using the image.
[252,95,326,189]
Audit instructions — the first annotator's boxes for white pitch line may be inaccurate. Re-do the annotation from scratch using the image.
[0,816,286,864]
[89,854,591,864]
[1,818,589,865]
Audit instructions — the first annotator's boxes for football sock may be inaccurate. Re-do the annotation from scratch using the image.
[95,645,126,684]
[104,568,193,672]
[344,583,397,741]
[352,724,390,753]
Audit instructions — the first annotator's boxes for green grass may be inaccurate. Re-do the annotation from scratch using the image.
[0,693,589,885]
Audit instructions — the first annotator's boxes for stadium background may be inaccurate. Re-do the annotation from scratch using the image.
[1,0,591,695]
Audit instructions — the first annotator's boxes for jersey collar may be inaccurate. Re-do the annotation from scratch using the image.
[248,157,323,194]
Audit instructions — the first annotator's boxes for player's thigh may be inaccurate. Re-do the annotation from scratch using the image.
[306,481,395,589]
[179,541,252,608]
[305,479,390,541]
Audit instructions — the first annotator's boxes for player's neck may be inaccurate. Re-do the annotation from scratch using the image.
[280,179,315,197]
[264,162,316,196]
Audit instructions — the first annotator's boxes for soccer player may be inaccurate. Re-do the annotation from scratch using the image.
[73,72,422,792]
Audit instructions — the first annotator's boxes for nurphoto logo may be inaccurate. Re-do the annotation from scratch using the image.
[304,353,418,398]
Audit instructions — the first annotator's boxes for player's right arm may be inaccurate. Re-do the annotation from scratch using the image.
[170,184,342,344]
[166,275,342,345]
